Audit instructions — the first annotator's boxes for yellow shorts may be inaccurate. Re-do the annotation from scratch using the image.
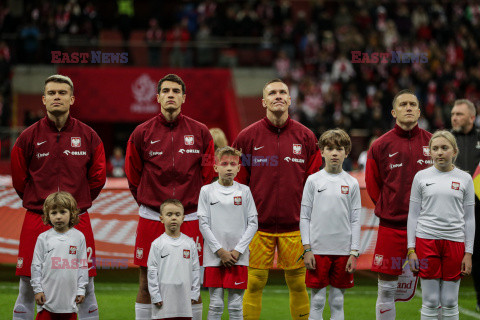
[249,230,304,270]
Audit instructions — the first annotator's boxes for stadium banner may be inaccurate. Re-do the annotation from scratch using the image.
[0,174,380,269]
[55,67,241,143]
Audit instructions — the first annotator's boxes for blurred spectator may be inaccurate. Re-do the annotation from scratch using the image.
[166,21,191,67]
[146,18,163,66]
[108,146,125,177]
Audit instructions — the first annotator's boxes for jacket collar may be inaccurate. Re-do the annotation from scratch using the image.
[393,123,420,138]
[262,116,291,133]
[43,115,73,132]
[158,112,183,127]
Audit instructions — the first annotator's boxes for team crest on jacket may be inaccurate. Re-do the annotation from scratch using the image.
[293,144,302,155]
[183,249,190,259]
[71,137,81,147]
[234,196,242,205]
[423,146,430,156]
[184,135,194,145]
[69,246,77,254]
[17,257,23,269]
[341,186,349,194]
[136,248,144,259]
[452,181,460,190]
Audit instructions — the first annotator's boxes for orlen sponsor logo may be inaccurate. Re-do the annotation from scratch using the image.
[63,150,87,156]
[389,163,403,169]
[36,152,49,159]
[149,151,163,157]
[284,157,305,163]
[417,159,433,165]
[179,149,200,154]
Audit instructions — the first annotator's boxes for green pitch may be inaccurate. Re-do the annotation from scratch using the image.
[1,267,479,319]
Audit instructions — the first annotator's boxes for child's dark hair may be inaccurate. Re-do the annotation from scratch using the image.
[42,191,80,228]
[160,199,184,215]
[318,129,352,155]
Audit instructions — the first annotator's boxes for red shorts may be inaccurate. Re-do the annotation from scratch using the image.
[203,265,248,289]
[306,255,353,289]
[416,237,465,281]
[36,310,77,320]
[371,225,407,276]
[16,210,97,277]
[134,217,203,267]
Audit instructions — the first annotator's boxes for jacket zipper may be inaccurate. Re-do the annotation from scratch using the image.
[276,128,280,233]
[57,132,60,192]
[171,124,175,197]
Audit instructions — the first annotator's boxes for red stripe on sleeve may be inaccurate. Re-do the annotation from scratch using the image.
[365,157,381,204]
[305,149,322,181]
[201,139,216,185]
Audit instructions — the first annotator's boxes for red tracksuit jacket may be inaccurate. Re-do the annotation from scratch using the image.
[125,113,215,215]
[232,117,322,233]
[365,124,432,229]
[11,116,106,213]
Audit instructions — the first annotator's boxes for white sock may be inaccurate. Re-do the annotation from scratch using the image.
[441,280,460,320]
[376,280,397,320]
[208,287,224,320]
[135,302,151,320]
[227,288,244,320]
[78,277,99,320]
[420,278,441,320]
[310,287,327,320]
[329,286,345,320]
[13,276,35,320]
[192,302,203,320]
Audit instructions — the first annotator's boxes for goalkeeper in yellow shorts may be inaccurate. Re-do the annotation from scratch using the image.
[232,79,323,319]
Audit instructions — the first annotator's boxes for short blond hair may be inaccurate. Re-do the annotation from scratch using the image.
[43,191,80,228]
[209,128,228,150]
[44,74,74,95]
[160,199,184,216]
[453,99,476,116]
[429,130,459,162]
[318,129,352,155]
[215,146,242,162]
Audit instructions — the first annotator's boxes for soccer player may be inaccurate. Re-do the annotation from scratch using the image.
[232,79,323,320]
[300,129,361,320]
[11,75,106,320]
[450,99,480,310]
[365,89,432,319]
[125,74,215,320]
[198,146,258,320]
[32,191,88,320]
[147,199,201,320]
[408,130,475,320]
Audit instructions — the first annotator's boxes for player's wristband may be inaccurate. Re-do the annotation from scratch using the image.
[297,248,312,262]
[407,249,415,256]
[349,250,359,258]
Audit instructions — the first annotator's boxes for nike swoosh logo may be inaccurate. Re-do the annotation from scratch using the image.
[37,141,46,146]
[150,140,161,144]
[210,201,219,205]
[299,313,309,317]
[380,309,391,314]
[161,254,169,258]
[317,188,326,193]
[426,183,435,186]
[254,146,264,151]
[388,152,399,157]
[89,308,98,313]
[47,249,54,253]
[234,281,244,285]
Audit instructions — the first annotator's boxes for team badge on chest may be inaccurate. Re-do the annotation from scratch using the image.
[184,135,194,145]
[451,182,460,190]
[234,196,242,205]
[423,146,430,156]
[136,248,143,259]
[293,144,302,155]
[183,249,190,259]
[71,137,81,147]
[341,186,349,194]
[69,246,77,254]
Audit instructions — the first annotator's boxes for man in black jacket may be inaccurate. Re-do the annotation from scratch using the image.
[451,98,480,310]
